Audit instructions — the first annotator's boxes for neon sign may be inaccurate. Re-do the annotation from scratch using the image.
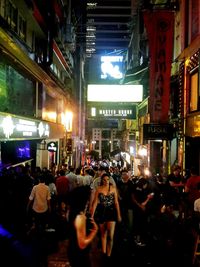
[0,114,50,140]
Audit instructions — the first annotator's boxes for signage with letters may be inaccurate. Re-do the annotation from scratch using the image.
[88,104,136,119]
[0,113,50,140]
[143,10,174,123]
[143,123,174,140]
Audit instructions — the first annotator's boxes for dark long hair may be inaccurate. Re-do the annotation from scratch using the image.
[68,186,91,221]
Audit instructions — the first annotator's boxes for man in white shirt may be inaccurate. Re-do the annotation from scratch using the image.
[27,174,51,233]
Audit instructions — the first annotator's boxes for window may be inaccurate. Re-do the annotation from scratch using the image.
[113,141,119,150]
[102,130,111,139]
[190,0,200,41]
[19,14,26,41]
[190,72,199,112]
[95,140,99,150]
[5,1,18,32]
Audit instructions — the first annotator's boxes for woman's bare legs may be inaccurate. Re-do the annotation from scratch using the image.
[99,223,107,254]
[106,221,116,256]
[99,221,116,256]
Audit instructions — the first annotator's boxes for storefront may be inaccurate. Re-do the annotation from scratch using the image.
[185,115,200,174]
[0,112,66,171]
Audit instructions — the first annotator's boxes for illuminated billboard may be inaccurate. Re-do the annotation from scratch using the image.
[87,84,143,102]
[87,54,125,84]
[0,114,50,140]
[100,55,124,80]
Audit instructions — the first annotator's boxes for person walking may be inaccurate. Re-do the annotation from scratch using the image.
[27,174,51,233]
[55,169,70,209]
[90,173,121,261]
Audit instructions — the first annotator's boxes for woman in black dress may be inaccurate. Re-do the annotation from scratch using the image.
[91,173,121,258]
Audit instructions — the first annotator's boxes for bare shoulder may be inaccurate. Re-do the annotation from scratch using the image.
[96,185,104,192]
[75,213,86,228]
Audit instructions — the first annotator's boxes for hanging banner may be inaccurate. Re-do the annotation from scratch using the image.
[143,10,174,123]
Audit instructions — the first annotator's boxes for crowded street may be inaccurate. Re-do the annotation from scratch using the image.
[0,0,200,266]
[0,163,198,267]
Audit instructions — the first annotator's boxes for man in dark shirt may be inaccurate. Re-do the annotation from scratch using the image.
[165,165,184,210]
[117,169,135,240]
[131,177,154,246]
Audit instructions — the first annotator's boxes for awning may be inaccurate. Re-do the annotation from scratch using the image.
[122,63,149,85]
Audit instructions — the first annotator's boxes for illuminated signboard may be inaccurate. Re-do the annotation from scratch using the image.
[186,115,200,137]
[100,55,124,80]
[0,114,50,140]
[47,142,57,152]
[89,105,136,119]
[143,124,174,140]
[87,84,143,102]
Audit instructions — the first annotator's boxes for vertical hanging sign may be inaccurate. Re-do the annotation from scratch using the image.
[143,10,174,123]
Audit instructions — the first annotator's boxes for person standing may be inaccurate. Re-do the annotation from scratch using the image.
[66,166,78,192]
[91,173,121,260]
[131,177,154,246]
[68,186,98,267]
[185,166,200,215]
[117,168,135,241]
[165,165,184,210]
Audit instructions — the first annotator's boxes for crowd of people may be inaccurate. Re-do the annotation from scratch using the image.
[0,162,200,266]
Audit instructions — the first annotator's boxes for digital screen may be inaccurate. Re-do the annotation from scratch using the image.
[1,140,32,166]
[87,54,125,84]
[100,55,123,80]
[16,141,31,159]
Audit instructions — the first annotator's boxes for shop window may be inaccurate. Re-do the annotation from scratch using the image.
[0,60,35,116]
[190,72,199,112]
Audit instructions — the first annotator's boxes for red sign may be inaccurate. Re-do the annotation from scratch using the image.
[143,10,174,123]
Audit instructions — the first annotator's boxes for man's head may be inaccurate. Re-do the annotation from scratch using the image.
[98,165,109,176]
[173,165,181,176]
[121,169,129,182]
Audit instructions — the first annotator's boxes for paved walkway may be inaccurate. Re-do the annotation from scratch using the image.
[48,240,70,267]
[47,224,195,267]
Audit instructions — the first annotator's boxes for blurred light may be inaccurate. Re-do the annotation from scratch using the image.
[185,58,190,67]
[65,111,73,132]
[42,111,57,122]
[144,167,150,176]
[129,146,134,154]
[138,146,147,157]
[91,107,96,116]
